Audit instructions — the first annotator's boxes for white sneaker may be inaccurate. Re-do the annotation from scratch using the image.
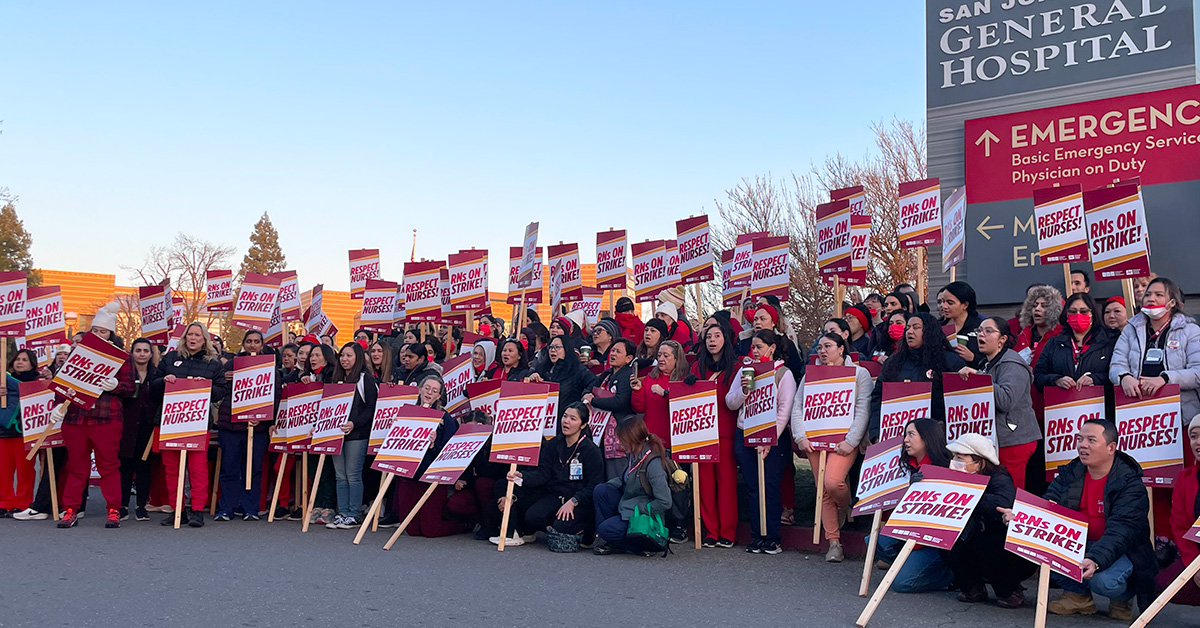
[488,532,526,547]
[12,508,48,521]
[326,514,343,530]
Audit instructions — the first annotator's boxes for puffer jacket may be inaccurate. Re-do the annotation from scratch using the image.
[1110,311,1200,424]
[1033,327,1117,391]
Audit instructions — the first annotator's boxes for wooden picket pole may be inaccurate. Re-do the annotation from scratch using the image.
[858,510,884,597]
[1131,555,1200,628]
[141,432,154,461]
[1062,264,1073,296]
[813,449,827,545]
[757,454,767,537]
[246,429,255,490]
[383,483,437,550]
[692,462,702,549]
[833,276,843,318]
[46,448,60,521]
[855,538,916,626]
[355,473,395,544]
[496,463,519,552]
[1034,564,1051,628]
[1147,486,1155,544]
[209,447,221,515]
[173,450,188,529]
[301,453,326,532]
[301,452,310,521]
[915,248,927,307]
[267,454,288,522]
[26,401,70,461]
[949,266,957,283]
[1122,278,1136,318]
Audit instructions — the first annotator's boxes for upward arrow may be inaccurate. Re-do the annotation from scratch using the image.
[975,130,1000,157]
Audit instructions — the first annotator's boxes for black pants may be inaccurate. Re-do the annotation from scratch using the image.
[947,531,1036,597]
[513,491,591,538]
[31,448,87,513]
[119,455,153,510]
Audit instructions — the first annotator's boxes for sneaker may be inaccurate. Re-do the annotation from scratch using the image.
[119,507,129,521]
[701,536,717,548]
[1047,592,1097,616]
[57,508,79,528]
[760,540,783,555]
[475,525,498,541]
[488,531,526,547]
[1107,599,1134,621]
[996,590,1025,609]
[105,508,121,529]
[214,512,232,522]
[0,507,11,517]
[875,559,891,571]
[668,527,688,545]
[243,513,260,522]
[825,541,844,563]
[593,544,615,555]
[135,507,149,521]
[162,510,189,526]
[958,584,989,603]
[60,510,84,519]
[336,516,361,530]
[780,507,795,525]
[746,539,764,554]
[188,510,204,528]
[12,508,48,521]
[715,537,734,548]
[287,508,304,521]
[316,508,334,525]
[145,504,164,513]
[377,512,401,528]
[326,514,344,530]
[273,506,290,519]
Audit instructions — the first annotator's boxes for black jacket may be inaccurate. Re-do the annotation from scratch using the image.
[401,361,439,387]
[1044,452,1157,609]
[1033,328,1117,391]
[342,372,379,441]
[590,363,635,423]
[519,435,604,509]
[958,466,1015,544]
[151,350,228,425]
[867,349,966,442]
[487,365,534,383]
[536,357,597,412]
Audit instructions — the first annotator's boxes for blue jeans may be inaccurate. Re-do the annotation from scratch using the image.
[594,483,628,548]
[216,429,268,516]
[733,429,784,542]
[875,536,955,593]
[1056,555,1134,601]
[331,439,368,519]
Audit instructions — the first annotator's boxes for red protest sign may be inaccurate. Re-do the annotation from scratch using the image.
[730,232,766,288]
[942,373,996,447]
[158,379,212,452]
[816,199,852,280]
[664,239,681,289]
[439,269,465,327]
[367,384,418,455]
[721,250,740,307]
[668,380,720,463]
[898,178,941,248]
[631,240,669,303]
[881,465,989,550]
[852,437,907,517]
[404,261,445,323]
[844,214,870,287]
[139,284,171,343]
[348,249,381,299]
[310,384,355,455]
[489,381,550,465]
[1033,184,1089,265]
[1005,489,1089,582]
[1042,386,1106,480]
[519,222,540,286]
[742,361,778,446]
[466,379,502,419]
[879,382,931,443]
[268,393,290,453]
[1083,182,1150,280]
[589,387,622,459]
[1115,384,1183,486]
[0,271,26,337]
[941,187,967,272]
[20,380,63,451]
[750,236,790,299]
[284,382,323,452]
[231,354,276,422]
[1185,517,1200,545]
[548,243,583,303]
[205,270,234,312]
[420,423,493,484]
[799,365,858,451]
[595,229,628,290]
[371,405,445,477]
[448,249,489,311]
[441,354,473,419]
[24,286,66,348]
[273,271,301,321]
[567,287,604,326]
[50,332,127,410]
[359,279,398,333]
[233,272,282,333]
[541,383,560,440]
[506,246,544,304]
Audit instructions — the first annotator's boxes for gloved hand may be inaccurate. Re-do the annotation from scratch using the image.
[100,377,119,392]
[683,374,698,386]
[50,403,68,423]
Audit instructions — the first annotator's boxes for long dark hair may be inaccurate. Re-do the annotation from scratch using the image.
[881,312,950,382]
[898,417,951,473]
[696,317,737,385]
[333,342,366,384]
[938,281,979,318]
[616,417,669,475]
[306,343,338,376]
[369,340,394,383]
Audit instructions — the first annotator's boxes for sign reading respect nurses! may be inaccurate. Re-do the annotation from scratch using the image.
[832,185,867,216]
[1083,181,1151,280]
[305,284,325,331]
[404,260,445,323]
[489,381,550,466]
[368,384,418,455]
[506,246,544,304]
[668,379,720,463]
[1033,184,1089,265]
[941,186,967,272]
[440,354,473,419]
[158,379,213,452]
[265,300,284,348]
[50,332,127,411]
[24,286,66,348]
[595,229,628,290]
[284,382,324,452]
[1042,386,1105,480]
[20,380,63,451]
[1005,489,1089,583]
[348,248,381,300]
[204,269,234,312]
[568,287,603,326]
[943,373,997,447]
[879,382,931,443]
[631,240,669,303]
[799,365,857,450]
[466,379,502,419]
[0,271,26,337]
[310,384,355,456]
[231,354,276,422]
[448,249,488,311]
[1115,384,1183,486]
[730,231,766,288]
[741,361,778,446]
[359,279,398,334]
[232,272,282,333]
[881,465,988,550]
[273,270,301,322]
[852,437,907,517]
[815,199,852,280]
[139,283,171,343]
[721,250,740,307]
[548,243,584,303]
[371,405,445,478]
[750,236,790,300]
[421,423,493,484]
[268,394,291,453]
[898,178,942,248]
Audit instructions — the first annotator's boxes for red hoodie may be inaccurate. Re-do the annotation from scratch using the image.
[1170,465,1199,565]
[631,371,672,447]
[689,361,737,437]
[615,311,644,344]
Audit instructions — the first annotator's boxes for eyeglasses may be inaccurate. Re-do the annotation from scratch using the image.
[977,327,1002,336]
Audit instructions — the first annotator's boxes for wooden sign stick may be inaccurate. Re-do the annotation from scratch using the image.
[141,432,154,461]
[1061,264,1072,297]
[267,455,288,522]
[26,400,70,461]
[246,429,255,490]
[692,462,702,549]
[833,276,844,318]
[1131,555,1200,628]
[301,453,326,532]
[371,473,397,532]
[1147,486,1155,544]
[757,453,767,537]
[355,472,395,544]
[1034,564,1051,628]
[209,447,221,515]
[858,510,884,597]
[173,450,188,529]
[813,449,827,545]
[46,448,60,521]
[497,462,518,552]
[382,482,437,550]
[915,248,927,307]
[1122,278,1136,319]
[855,538,916,626]
[301,452,310,519]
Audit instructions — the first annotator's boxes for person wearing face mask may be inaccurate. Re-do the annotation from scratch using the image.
[1111,277,1200,425]
[1155,414,1200,606]
[872,310,909,363]
[1035,294,1117,396]
[864,293,885,326]
[957,317,1041,490]
[867,313,966,443]
[1013,284,1063,367]
[943,434,1033,608]
[738,303,804,380]
[1103,297,1129,332]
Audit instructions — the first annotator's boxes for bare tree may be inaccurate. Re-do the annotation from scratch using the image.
[123,233,235,324]
[111,292,142,344]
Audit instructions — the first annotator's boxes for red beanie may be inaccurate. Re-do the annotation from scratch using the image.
[846,307,869,331]
[300,334,320,345]
[1107,296,1126,309]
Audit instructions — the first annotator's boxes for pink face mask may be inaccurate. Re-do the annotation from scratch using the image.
[888,323,905,340]
[1066,313,1091,333]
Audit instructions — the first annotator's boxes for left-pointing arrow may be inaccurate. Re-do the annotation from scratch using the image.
[976,216,1003,240]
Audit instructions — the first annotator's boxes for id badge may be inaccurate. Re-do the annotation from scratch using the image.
[1145,347,1165,365]
[569,458,583,480]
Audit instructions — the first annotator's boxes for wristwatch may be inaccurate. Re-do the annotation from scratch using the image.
[1161,372,1171,383]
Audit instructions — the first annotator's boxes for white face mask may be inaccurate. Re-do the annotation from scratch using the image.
[1142,305,1170,320]
[949,459,969,472]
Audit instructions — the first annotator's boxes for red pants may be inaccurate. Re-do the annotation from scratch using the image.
[446,476,500,528]
[999,441,1037,491]
[149,456,169,507]
[263,453,296,511]
[163,449,209,511]
[699,436,738,541]
[62,421,122,510]
[0,437,35,509]
[393,479,462,537]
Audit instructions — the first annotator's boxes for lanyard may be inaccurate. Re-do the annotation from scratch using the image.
[1070,337,1088,365]
[560,435,584,466]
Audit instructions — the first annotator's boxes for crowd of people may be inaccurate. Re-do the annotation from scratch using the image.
[2,273,1199,621]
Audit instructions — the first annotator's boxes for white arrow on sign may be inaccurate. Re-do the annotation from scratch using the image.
[976,215,1003,240]
[975,130,1000,157]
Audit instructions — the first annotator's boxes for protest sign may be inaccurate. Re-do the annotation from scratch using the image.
[942,373,996,446]
[466,379,502,419]
[832,185,867,215]
[844,214,870,286]
[20,380,63,451]
[171,296,183,325]
[205,270,234,311]
[448,249,488,311]
[268,395,291,454]
[589,387,622,459]
[440,269,463,327]
[799,365,857,450]
[730,232,766,288]
[506,246,544,304]
[158,379,212,451]
[816,199,852,280]
[368,384,419,455]
[897,178,942,248]
[310,384,356,455]
[232,272,282,333]
[393,285,406,327]
[741,362,778,446]
[1084,181,1150,280]
[284,382,324,452]
[1033,184,1089,265]
[1115,385,1183,486]
[541,383,560,440]
[668,380,720,462]
[404,260,445,323]
[631,240,669,303]
[273,271,301,321]
[1042,386,1106,479]
[359,279,398,333]
[440,354,473,418]
[348,248,381,299]
[23,286,65,348]
[881,465,989,549]
[721,250,740,307]
[0,271,26,337]
[231,354,276,422]
[50,332,127,410]
[1005,489,1088,582]
[305,284,325,331]
[264,299,283,347]
[139,283,170,343]
[519,222,540,286]
[489,381,550,465]
[595,229,628,290]
[1132,516,1200,628]
[420,424,493,484]
[548,243,583,303]
[941,187,967,272]
[750,236,790,300]
[878,382,931,443]
[568,287,603,326]
[458,331,486,356]
[853,438,907,517]
[166,323,186,353]
[664,239,681,289]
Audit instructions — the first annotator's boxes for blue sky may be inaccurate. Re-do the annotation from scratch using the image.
[1,2,924,293]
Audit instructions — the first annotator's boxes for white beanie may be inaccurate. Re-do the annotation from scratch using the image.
[91,300,119,333]
[565,309,586,333]
[656,302,678,323]
[1190,413,1200,431]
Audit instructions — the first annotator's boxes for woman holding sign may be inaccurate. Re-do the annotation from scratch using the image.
[1034,293,1117,395]
[214,331,274,522]
[1111,277,1200,426]
[867,313,965,443]
[393,374,462,537]
[529,335,596,412]
[937,281,985,369]
[0,350,41,516]
[791,332,872,562]
[487,338,533,383]
[118,339,160,522]
[956,317,1041,490]
[687,318,741,548]
[326,342,377,530]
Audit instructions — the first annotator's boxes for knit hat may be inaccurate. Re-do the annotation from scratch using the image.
[91,300,119,333]
[656,302,678,323]
[565,309,587,333]
[846,305,870,331]
[615,297,635,313]
[946,433,999,465]
[1107,296,1127,309]
[1190,414,1200,431]
[300,334,320,346]
[55,344,71,355]
[553,316,574,335]
[658,286,685,309]
[593,318,621,340]
[645,318,669,340]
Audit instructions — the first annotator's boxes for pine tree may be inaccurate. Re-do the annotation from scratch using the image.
[225,212,288,350]
[0,202,41,286]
